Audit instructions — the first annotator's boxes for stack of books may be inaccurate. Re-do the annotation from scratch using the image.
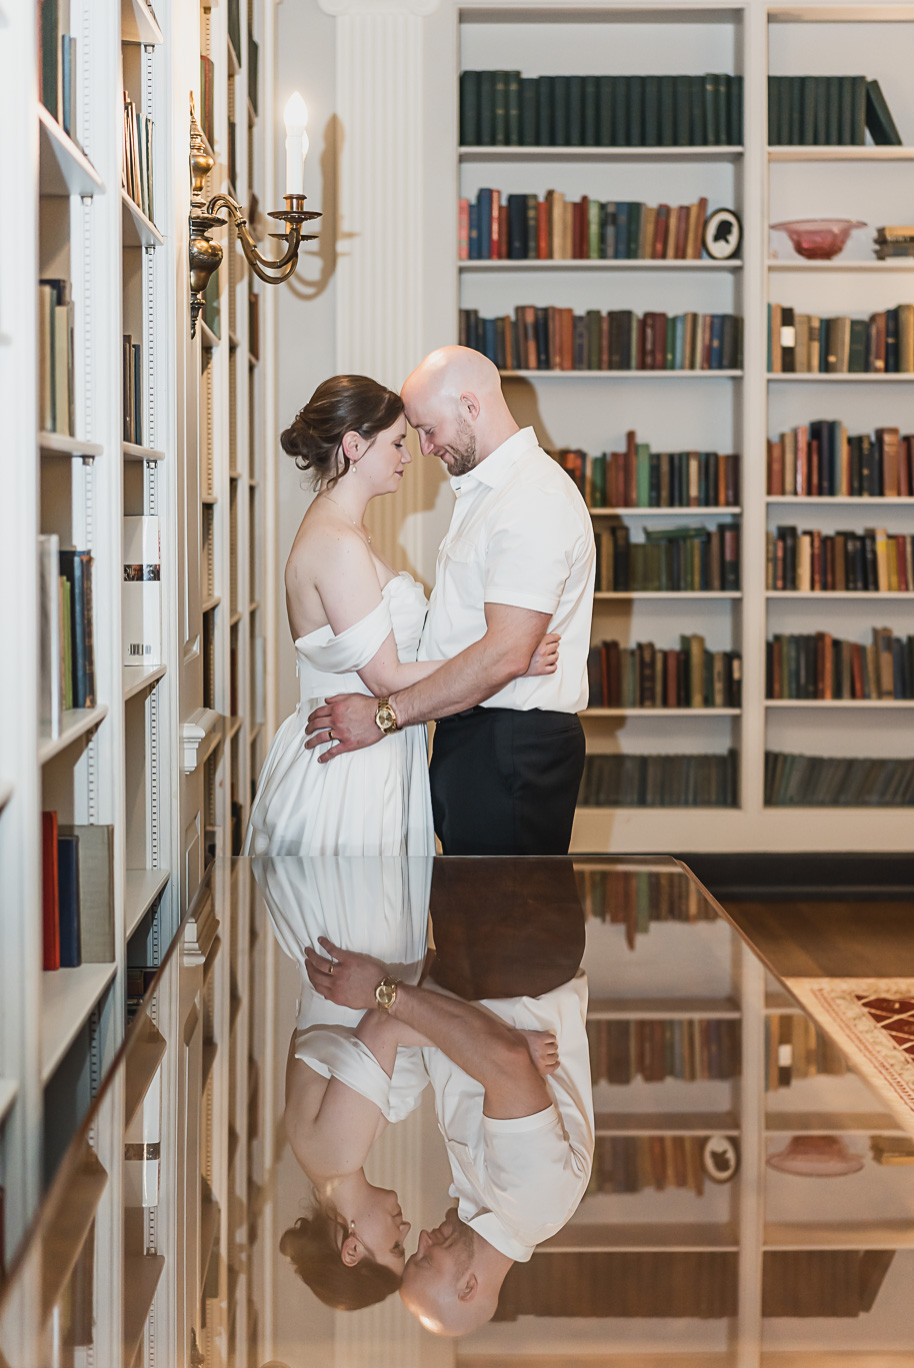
[767,422,913,498]
[765,1013,848,1089]
[122,94,155,223]
[587,637,742,710]
[123,334,143,445]
[555,438,739,509]
[461,306,743,371]
[459,191,712,261]
[38,535,96,737]
[768,304,914,374]
[765,752,914,806]
[578,750,739,807]
[767,75,901,146]
[875,225,914,260]
[595,523,740,593]
[38,278,75,437]
[766,526,912,592]
[767,629,914,701]
[590,1135,709,1196]
[587,1016,742,1083]
[459,70,743,147]
[575,866,716,939]
[38,0,78,141]
[41,813,114,971]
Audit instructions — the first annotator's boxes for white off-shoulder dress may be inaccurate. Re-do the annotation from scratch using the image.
[243,572,434,856]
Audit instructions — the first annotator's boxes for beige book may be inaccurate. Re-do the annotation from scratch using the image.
[664,205,679,259]
[899,303,914,372]
[53,302,71,435]
[38,284,55,431]
[784,428,796,494]
[887,536,898,592]
[808,315,821,372]
[770,303,782,372]
[797,533,812,591]
[563,201,574,261]
[873,527,889,591]
[689,634,705,708]
[795,314,810,372]
[58,824,115,961]
[641,206,656,260]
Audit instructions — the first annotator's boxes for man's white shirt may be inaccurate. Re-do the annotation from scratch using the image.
[419,426,596,713]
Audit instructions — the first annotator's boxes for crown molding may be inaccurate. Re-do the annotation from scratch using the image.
[317,0,439,14]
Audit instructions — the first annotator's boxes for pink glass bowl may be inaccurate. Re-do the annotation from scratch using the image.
[770,218,867,261]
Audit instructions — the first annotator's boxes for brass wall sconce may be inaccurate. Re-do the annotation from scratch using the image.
[188,95,319,338]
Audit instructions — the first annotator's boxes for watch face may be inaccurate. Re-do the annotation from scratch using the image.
[377,704,397,733]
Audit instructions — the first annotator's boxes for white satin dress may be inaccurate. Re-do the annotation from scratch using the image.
[243,572,435,856]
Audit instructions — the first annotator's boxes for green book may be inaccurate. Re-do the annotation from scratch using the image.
[628,201,642,259]
[459,70,479,145]
[479,70,495,145]
[851,75,867,145]
[767,75,779,145]
[779,75,793,145]
[554,75,569,145]
[659,75,675,145]
[586,310,602,368]
[675,74,691,145]
[40,0,60,119]
[636,444,651,507]
[493,70,508,145]
[568,75,583,145]
[598,75,614,145]
[800,76,816,145]
[591,453,607,508]
[705,72,718,145]
[814,75,829,145]
[865,78,902,145]
[826,75,841,145]
[520,77,537,145]
[506,70,521,146]
[838,75,854,145]
[666,316,675,370]
[848,318,867,373]
[717,74,730,145]
[730,74,743,146]
[613,74,629,146]
[583,74,598,146]
[629,74,644,146]
[789,76,802,145]
[644,74,659,146]
[537,75,554,146]
[690,75,705,145]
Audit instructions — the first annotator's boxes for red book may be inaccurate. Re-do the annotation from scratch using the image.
[771,638,782,698]
[822,631,833,699]
[693,197,709,259]
[489,189,500,259]
[642,313,656,370]
[600,314,610,370]
[653,204,669,259]
[665,648,678,707]
[810,438,820,497]
[795,425,808,496]
[654,313,667,370]
[610,453,625,508]
[768,439,783,496]
[537,200,548,259]
[811,529,822,591]
[498,204,509,259]
[547,306,558,370]
[700,314,713,370]
[851,643,865,698]
[561,308,574,371]
[636,317,644,369]
[578,196,589,257]
[897,538,909,591]
[42,810,60,971]
[674,206,689,259]
[458,198,469,260]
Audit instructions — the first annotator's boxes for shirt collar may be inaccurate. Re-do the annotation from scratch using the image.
[449,426,538,494]
[463,1209,534,1263]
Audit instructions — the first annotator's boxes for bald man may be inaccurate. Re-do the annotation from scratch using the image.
[305,346,596,855]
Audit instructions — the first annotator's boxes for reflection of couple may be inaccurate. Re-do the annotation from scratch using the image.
[257,858,594,1336]
[244,345,595,858]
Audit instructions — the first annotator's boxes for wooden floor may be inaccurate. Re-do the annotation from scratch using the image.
[720,896,914,981]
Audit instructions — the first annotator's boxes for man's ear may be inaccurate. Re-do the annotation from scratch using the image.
[341,1233,361,1267]
[457,1272,478,1303]
[459,391,480,421]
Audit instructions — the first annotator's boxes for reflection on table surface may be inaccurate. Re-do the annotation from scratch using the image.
[2,856,913,1368]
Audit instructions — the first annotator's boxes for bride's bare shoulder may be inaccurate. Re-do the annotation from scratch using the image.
[286,511,370,587]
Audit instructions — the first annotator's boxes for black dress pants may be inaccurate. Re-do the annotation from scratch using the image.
[429,707,586,855]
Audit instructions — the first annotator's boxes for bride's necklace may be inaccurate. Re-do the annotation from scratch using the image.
[320,492,371,545]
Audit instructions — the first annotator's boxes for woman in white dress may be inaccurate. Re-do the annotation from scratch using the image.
[245,376,557,857]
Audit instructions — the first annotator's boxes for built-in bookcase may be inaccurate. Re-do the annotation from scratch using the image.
[455,2,913,853]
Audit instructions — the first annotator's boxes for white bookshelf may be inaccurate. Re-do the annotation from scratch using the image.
[454,1,914,852]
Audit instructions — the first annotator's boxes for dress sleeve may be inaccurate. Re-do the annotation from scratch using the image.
[308,598,394,674]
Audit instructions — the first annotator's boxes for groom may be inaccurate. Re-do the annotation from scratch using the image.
[305,346,596,855]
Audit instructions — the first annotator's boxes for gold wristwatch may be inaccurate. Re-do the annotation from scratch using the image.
[375,975,399,1013]
[375,696,399,736]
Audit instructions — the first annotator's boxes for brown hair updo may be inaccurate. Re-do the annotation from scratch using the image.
[281,375,405,490]
[280,1209,401,1311]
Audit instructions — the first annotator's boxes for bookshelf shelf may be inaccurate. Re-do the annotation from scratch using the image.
[766,496,914,506]
[38,705,109,765]
[767,259,914,272]
[248,351,259,366]
[542,1222,740,1253]
[202,1039,218,1091]
[766,591,914,599]
[249,599,260,613]
[202,594,222,613]
[459,259,743,272]
[584,707,741,717]
[125,868,169,939]
[0,1077,18,1126]
[230,609,243,627]
[460,145,744,163]
[227,33,240,76]
[226,715,243,740]
[591,506,741,517]
[199,320,220,350]
[595,591,741,600]
[229,330,240,350]
[595,1111,740,1136]
[120,0,163,45]
[502,369,743,379]
[122,1255,165,1364]
[201,492,218,505]
[247,95,257,127]
[123,663,166,701]
[764,1221,914,1250]
[122,441,165,462]
[765,1110,906,1135]
[121,190,163,248]
[768,4,914,21]
[769,145,914,162]
[767,372,914,382]
[38,106,105,197]
[765,698,914,709]
[41,960,118,1084]
[125,1022,167,1127]
[249,723,262,744]
[40,432,104,460]
[588,996,741,1020]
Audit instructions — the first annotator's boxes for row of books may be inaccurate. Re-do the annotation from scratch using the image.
[460,307,744,372]
[38,278,75,437]
[227,0,243,65]
[595,524,740,593]
[123,334,143,446]
[38,537,95,737]
[587,1017,741,1084]
[459,191,712,261]
[766,526,913,593]
[587,638,742,711]
[767,423,913,499]
[578,750,738,808]
[459,70,743,148]
[41,813,114,971]
[767,630,914,702]
[200,55,216,150]
[122,94,155,224]
[249,290,261,361]
[553,442,740,510]
[38,0,77,141]
[765,752,914,807]
[588,1135,710,1196]
[498,1250,739,1321]
[765,1014,848,1091]
[575,868,716,939]
[875,225,914,261]
[768,305,914,375]
[767,75,900,147]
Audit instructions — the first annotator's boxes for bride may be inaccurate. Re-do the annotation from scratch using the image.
[244,375,557,857]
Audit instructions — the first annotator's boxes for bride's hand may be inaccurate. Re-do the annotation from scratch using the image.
[525,632,560,677]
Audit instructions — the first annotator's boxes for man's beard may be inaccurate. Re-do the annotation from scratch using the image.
[446,419,478,477]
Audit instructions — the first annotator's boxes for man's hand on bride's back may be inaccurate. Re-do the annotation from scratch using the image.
[525,632,561,677]
[305,694,384,762]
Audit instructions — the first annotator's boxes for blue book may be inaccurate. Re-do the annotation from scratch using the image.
[57,833,81,967]
[709,315,724,370]
[483,317,496,364]
[478,188,492,259]
[614,202,629,259]
[468,203,479,259]
[674,314,686,370]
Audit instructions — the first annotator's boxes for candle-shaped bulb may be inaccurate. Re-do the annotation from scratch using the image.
[284,92,309,135]
[284,92,309,195]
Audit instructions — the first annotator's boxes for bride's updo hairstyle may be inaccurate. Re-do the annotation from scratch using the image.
[281,375,405,490]
[280,1208,401,1311]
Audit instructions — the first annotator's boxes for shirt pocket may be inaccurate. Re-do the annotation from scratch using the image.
[441,534,479,566]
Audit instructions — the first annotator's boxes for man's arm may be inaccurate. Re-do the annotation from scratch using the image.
[304,602,550,759]
[305,939,549,1121]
